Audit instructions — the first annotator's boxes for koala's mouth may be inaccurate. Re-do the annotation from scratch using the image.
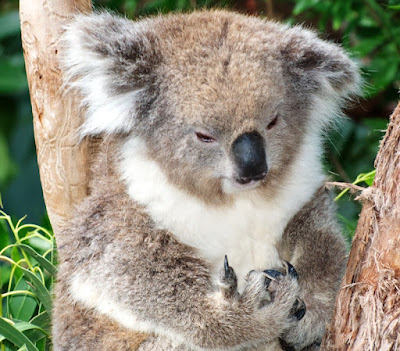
[236,171,267,185]
[221,176,265,193]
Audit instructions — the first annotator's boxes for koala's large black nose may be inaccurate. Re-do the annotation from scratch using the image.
[232,132,268,184]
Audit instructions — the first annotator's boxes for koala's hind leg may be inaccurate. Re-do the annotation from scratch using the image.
[53,282,149,351]
[137,336,193,351]
[138,336,283,351]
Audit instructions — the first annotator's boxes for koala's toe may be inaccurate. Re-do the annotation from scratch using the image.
[263,269,285,281]
[218,255,238,299]
[282,261,298,279]
[290,298,306,321]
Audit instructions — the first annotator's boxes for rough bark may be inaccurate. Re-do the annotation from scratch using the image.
[322,102,400,350]
[20,0,92,241]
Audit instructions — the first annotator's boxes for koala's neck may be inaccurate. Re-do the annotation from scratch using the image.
[119,135,324,288]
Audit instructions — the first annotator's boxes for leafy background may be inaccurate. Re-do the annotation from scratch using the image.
[0,0,399,350]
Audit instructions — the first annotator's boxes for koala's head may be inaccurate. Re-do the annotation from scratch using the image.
[62,11,360,204]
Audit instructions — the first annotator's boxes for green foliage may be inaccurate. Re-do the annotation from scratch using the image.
[292,0,400,98]
[0,209,56,351]
[326,116,386,240]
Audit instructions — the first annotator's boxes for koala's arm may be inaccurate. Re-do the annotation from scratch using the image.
[278,187,348,350]
[60,190,299,351]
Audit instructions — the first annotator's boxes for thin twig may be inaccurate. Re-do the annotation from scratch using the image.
[326,181,366,193]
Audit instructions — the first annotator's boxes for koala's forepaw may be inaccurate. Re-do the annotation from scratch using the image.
[218,255,238,299]
[264,261,306,321]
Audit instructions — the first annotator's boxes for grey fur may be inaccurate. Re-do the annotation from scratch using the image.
[54,10,359,351]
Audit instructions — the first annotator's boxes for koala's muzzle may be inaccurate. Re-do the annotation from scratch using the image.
[232,132,268,184]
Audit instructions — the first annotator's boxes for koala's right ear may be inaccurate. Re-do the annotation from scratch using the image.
[61,12,161,137]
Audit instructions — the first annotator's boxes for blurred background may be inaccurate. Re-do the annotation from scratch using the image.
[0,0,399,240]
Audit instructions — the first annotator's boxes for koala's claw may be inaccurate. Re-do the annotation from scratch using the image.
[219,255,238,299]
[263,269,284,281]
[291,298,306,321]
[283,260,298,279]
[224,255,230,276]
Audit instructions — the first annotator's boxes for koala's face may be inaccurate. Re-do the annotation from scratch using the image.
[140,50,303,202]
[62,11,360,204]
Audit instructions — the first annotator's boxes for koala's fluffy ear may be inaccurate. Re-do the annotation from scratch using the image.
[61,12,160,137]
[280,27,361,124]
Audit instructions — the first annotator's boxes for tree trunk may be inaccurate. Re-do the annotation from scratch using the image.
[322,102,400,350]
[20,0,92,242]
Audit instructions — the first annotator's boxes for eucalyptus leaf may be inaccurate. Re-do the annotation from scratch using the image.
[9,278,37,322]
[26,237,52,253]
[0,318,39,351]
[0,320,47,343]
[18,267,52,319]
[16,245,56,276]
[29,312,51,335]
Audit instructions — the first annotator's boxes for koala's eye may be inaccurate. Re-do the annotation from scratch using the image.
[196,132,216,143]
[267,115,279,130]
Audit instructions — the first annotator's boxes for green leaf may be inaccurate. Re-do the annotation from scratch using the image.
[29,312,51,335]
[26,237,52,253]
[16,245,57,276]
[15,268,52,319]
[0,320,47,343]
[0,263,11,288]
[33,338,46,351]
[0,11,20,40]
[10,247,21,266]
[17,345,29,351]
[9,278,37,322]
[0,318,39,351]
[0,222,12,287]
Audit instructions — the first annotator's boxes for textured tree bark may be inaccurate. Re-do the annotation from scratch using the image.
[20,0,92,241]
[322,102,400,350]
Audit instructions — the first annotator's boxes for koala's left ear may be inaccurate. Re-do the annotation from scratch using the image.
[280,27,361,104]
[61,12,161,137]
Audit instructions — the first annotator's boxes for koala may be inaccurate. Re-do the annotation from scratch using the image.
[53,10,360,351]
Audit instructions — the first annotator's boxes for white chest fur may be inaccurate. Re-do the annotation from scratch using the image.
[119,137,324,289]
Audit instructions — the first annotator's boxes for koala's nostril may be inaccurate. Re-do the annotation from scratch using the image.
[252,171,267,181]
[237,177,252,184]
